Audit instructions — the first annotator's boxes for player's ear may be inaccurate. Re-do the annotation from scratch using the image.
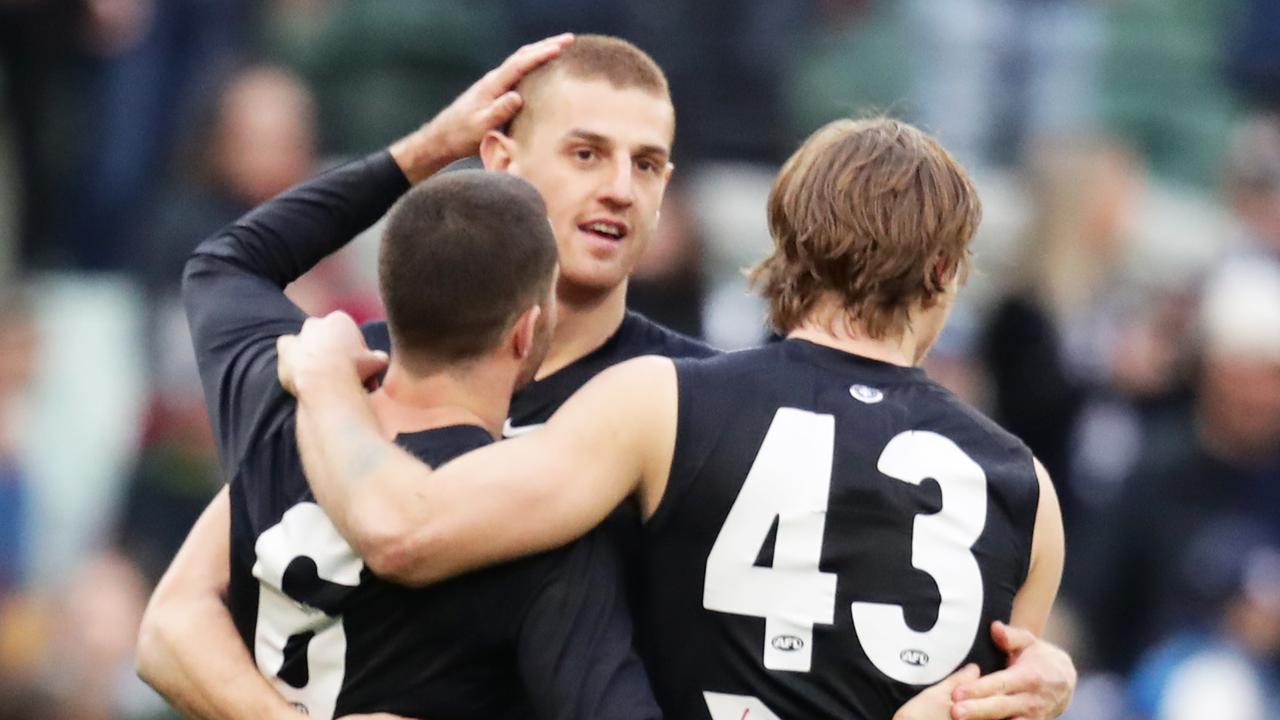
[481,131,519,173]
[511,304,541,360]
[921,254,958,309]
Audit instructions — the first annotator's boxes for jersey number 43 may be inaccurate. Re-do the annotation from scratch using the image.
[703,407,988,686]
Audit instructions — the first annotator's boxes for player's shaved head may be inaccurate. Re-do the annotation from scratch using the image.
[507,34,674,143]
[379,170,557,367]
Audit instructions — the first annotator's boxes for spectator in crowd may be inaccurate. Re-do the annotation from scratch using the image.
[1129,519,1280,720]
[980,137,1182,537]
[118,65,332,586]
[0,288,36,595]
[132,65,318,295]
[1222,114,1280,264]
[1076,260,1280,672]
[1225,0,1280,111]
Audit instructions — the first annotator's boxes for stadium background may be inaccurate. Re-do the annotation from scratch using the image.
[1,0,1279,718]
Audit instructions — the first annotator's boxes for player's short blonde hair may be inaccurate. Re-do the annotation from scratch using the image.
[750,117,981,338]
[508,34,673,142]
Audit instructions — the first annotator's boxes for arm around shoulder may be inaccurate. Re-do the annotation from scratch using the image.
[299,354,678,587]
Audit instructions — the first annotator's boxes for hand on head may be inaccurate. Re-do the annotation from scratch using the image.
[276,311,389,396]
[391,33,575,182]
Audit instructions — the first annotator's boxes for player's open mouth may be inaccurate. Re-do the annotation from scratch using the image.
[579,220,628,242]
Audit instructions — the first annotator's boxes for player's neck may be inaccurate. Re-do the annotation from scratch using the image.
[535,279,628,380]
[788,316,923,368]
[788,327,916,367]
[787,296,939,367]
[370,361,514,440]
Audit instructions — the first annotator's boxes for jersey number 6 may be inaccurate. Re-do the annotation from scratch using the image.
[253,502,363,719]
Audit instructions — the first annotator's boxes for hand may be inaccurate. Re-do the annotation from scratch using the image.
[951,621,1076,720]
[390,33,574,182]
[277,311,389,396]
[894,664,981,720]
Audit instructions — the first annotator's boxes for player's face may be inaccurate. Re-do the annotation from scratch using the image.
[506,77,675,293]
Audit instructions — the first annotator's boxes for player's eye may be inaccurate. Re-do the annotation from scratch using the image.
[574,147,597,163]
[636,158,656,174]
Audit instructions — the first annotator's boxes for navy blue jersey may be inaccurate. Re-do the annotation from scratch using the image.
[362,310,717,438]
[640,339,1040,719]
[503,310,717,435]
[183,152,661,720]
[362,285,717,606]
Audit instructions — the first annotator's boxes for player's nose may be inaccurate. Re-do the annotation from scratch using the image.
[598,155,635,208]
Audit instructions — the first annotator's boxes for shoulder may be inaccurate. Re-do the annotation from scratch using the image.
[620,311,720,361]
[585,354,679,398]
[925,382,1031,458]
[547,356,678,445]
[395,424,493,466]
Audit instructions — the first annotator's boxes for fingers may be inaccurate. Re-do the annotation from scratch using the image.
[952,693,1040,720]
[276,334,299,393]
[484,90,524,126]
[354,349,390,385]
[486,33,574,93]
[954,666,1038,702]
[944,663,982,689]
[991,620,1038,654]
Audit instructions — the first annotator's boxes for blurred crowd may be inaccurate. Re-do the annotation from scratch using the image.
[1,1,1278,719]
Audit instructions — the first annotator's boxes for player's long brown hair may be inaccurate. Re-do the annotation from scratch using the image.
[750,117,981,339]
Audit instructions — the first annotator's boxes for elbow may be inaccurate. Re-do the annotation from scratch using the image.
[180,252,215,311]
[346,507,443,587]
[135,601,177,687]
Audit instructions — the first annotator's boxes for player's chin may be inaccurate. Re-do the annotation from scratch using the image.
[559,257,632,293]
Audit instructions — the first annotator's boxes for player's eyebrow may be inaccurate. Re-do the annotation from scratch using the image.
[564,129,613,148]
[565,129,670,163]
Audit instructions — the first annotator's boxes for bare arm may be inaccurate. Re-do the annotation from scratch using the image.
[946,459,1074,720]
[283,313,678,586]
[136,487,302,720]
[1009,459,1065,634]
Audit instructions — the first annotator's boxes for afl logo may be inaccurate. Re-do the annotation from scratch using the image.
[899,649,929,667]
[771,635,805,652]
[849,384,884,404]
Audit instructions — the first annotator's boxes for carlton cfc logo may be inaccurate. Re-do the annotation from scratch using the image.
[849,384,884,404]
[771,635,805,652]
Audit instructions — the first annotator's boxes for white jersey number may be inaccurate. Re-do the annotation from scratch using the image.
[253,502,363,719]
[702,410,988,684]
[703,408,838,672]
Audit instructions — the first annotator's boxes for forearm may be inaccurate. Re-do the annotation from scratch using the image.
[294,366,427,579]
[185,151,409,292]
[137,593,300,720]
[294,373,599,587]
[137,488,301,720]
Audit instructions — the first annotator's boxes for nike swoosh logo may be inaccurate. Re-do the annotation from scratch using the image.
[502,418,545,438]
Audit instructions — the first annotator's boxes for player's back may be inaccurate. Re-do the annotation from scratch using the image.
[641,338,1040,719]
[227,421,654,720]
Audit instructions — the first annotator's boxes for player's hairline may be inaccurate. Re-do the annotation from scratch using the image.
[506,63,675,144]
